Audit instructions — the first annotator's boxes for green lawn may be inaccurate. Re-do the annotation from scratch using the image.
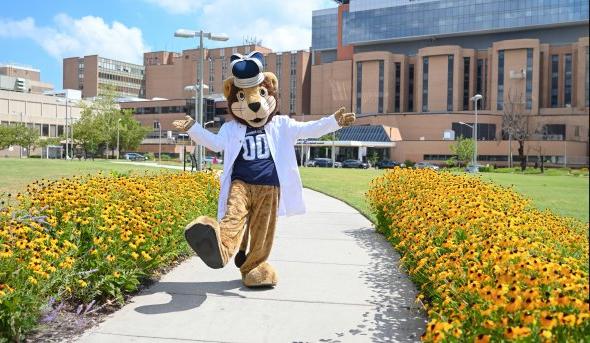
[478,172,589,222]
[300,167,589,223]
[1,160,587,222]
[0,158,164,195]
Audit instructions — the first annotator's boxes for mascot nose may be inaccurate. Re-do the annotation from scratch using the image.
[248,102,261,112]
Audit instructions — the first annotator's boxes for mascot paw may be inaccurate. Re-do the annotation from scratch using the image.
[184,216,226,269]
[242,262,277,288]
[172,115,196,132]
[333,107,356,127]
[234,250,247,268]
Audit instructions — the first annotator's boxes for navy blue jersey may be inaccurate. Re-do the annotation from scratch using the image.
[231,127,280,186]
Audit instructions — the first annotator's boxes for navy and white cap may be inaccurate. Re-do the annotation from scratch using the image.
[230,51,265,88]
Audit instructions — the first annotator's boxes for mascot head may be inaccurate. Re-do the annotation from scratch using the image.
[223,51,279,128]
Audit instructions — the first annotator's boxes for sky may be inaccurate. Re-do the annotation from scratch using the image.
[0,0,336,90]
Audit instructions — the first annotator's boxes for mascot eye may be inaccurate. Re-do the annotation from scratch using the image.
[259,87,268,97]
[237,91,245,101]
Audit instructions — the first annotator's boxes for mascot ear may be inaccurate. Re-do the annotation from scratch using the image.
[263,72,278,92]
[223,77,235,98]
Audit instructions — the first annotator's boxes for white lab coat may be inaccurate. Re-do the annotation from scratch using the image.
[187,114,341,221]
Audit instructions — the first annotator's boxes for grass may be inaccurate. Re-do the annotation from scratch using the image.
[1,159,587,222]
[478,172,589,222]
[0,158,165,195]
[300,167,383,222]
[300,167,589,223]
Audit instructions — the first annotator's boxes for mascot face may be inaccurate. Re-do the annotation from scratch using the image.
[224,72,279,128]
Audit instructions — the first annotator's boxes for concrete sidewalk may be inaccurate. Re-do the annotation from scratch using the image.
[77,189,427,343]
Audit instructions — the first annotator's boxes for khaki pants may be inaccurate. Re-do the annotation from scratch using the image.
[219,180,279,275]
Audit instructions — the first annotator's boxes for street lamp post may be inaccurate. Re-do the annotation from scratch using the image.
[175,29,228,171]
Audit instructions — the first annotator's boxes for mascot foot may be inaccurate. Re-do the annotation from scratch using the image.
[184,216,225,269]
[242,262,277,288]
[234,250,246,268]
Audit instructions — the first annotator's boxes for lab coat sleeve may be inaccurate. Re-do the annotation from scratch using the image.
[287,115,341,140]
[187,122,228,153]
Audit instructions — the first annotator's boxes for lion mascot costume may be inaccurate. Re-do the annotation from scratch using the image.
[173,51,355,288]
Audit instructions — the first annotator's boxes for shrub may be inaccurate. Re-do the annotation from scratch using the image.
[0,172,219,340]
[403,159,415,168]
[367,169,589,341]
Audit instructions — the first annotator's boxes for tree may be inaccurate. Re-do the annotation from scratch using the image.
[0,124,38,156]
[13,125,39,157]
[450,136,475,167]
[502,90,530,171]
[117,109,149,153]
[72,85,148,158]
[0,125,15,150]
[72,105,105,158]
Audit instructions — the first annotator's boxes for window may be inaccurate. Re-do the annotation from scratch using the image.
[476,59,485,107]
[42,124,49,137]
[209,58,215,93]
[447,55,454,112]
[463,57,470,110]
[289,54,297,113]
[542,124,566,140]
[394,62,401,112]
[564,53,572,106]
[356,62,362,114]
[452,122,496,140]
[422,57,429,112]
[526,48,533,110]
[57,125,64,137]
[378,60,384,113]
[497,50,504,110]
[49,124,56,137]
[551,54,559,107]
[276,54,282,84]
[408,64,414,112]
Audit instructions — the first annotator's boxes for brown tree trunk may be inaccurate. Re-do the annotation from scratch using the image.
[518,140,526,171]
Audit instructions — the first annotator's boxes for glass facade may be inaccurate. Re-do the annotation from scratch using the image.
[564,53,572,106]
[447,55,454,112]
[422,57,429,112]
[526,48,533,110]
[378,61,384,113]
[312,8,338,50]
[341,0,589,46]
[97,57,144,97]
[497,50,504,111]
[551,54,559,107]
[452,122,496,140]
[356,62,362,113]
[463,57,470,110]
[394,62,401,112]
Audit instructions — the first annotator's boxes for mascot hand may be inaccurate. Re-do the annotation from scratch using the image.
[333,107,356,127]
[172,115,196,132]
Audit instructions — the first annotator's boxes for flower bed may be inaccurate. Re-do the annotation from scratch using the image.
[367,168,589,341]
[0,171,219,340]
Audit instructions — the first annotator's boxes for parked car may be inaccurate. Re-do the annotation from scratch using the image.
[375,160,401,169]
[334,161,343,168]
[305,159,317,167]
[341,159,370,169]
[464,163,484,173]
[312,158,334,168]
[415,161,440,171]
[203,156,223,164]
[124,152,148,161]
